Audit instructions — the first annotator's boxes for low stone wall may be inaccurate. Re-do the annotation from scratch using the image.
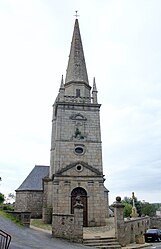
[124,217,150,245]
[150,217,161,229]
[52,213,75,240]
[7,211,31,227]
[113,197,150,246]
[52,199,83,242]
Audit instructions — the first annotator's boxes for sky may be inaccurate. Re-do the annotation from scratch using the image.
[0,0,161,205]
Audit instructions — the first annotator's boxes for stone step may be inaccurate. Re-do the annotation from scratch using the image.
[83,237,121,249]
[95,246,121,249]
[84,237,117,243]
[84,240,119,245]
[84,242,121,246]
[84,244,121,249]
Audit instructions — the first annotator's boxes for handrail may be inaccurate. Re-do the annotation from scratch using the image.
[0,229,11,249]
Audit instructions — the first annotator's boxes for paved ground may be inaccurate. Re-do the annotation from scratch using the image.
[83,217,115,239]
[0,215,95,249]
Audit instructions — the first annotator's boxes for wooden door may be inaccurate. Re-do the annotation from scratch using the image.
[71,187,88,227]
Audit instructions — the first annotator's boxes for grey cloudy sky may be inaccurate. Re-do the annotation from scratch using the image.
[0,0,161,204]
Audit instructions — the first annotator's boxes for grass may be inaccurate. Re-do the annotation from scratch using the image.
[31,219,52,231]
[0,210,22,226]
[0,209,52,230]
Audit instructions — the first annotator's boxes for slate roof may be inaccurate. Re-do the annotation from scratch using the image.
[16,165,49,191]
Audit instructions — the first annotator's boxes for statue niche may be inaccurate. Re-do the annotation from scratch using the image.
[74,127,84,140]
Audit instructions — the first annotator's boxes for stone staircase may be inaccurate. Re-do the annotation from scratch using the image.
[83,218,121,249]
[83,236,121,249]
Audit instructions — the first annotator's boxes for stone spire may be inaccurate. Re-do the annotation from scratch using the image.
[65,18,89,85]
[92,77,98,103]
[59,75,64,89]
[59,75,65,101]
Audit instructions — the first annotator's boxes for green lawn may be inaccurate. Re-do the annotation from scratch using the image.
[31,219,52,231]
[0,210,22,226]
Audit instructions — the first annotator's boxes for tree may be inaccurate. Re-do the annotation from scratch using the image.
[0,193,5,204]
[123,202,132,217]
[123,196,142,216]
[141,202,157,217]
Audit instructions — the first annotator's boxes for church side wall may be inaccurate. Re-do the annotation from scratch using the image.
[15,191,43,218]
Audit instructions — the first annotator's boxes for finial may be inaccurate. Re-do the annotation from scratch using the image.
[93,77,97,91]
[60,75,64,89]
[74,10,79,19]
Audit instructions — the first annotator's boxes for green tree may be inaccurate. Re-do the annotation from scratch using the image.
[141,202,157,217]
[135,200,142,216]
[123,202,132,217]
[123,196,142,216]
[0,193,5,204]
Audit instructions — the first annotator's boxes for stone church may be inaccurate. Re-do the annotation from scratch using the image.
[15,18,109,227]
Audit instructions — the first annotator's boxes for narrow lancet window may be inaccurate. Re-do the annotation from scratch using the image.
[76,89,80,97]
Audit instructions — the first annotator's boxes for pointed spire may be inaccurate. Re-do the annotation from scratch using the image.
[60,75,64,89]
[59,75,65,101]
[92,77,97,92]
[92,77,98,104]
[65,19,89,85]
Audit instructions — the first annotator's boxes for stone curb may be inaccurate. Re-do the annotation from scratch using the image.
[122,243,151,249]
[30,225,52,234]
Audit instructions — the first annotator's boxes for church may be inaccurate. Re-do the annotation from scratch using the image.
[15,17,109,227]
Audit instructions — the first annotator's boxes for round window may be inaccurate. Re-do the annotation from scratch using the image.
[76,164,83,172]
[75,147,84,154]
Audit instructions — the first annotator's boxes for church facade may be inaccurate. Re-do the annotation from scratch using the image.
[15,18,109,227]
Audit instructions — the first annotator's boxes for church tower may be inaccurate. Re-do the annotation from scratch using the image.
[43,18,109,226]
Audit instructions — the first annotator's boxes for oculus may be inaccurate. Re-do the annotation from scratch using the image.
[74,146,85,155]
[75,164,83,172]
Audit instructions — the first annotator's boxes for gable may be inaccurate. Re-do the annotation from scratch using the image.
[53,161,102,178]
[69,113,87,121]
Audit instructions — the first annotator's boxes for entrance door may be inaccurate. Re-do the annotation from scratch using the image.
[71,187,88,227]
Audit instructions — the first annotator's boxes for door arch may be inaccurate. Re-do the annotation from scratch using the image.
[71,187,88,227]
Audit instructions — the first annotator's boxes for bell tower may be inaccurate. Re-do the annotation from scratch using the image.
[43,18,109,227]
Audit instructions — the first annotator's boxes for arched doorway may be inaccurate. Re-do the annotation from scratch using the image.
[71,187,88,227]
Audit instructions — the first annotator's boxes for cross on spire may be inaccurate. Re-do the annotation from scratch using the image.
[74,10,79,18]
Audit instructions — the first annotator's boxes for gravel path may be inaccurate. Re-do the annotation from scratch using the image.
[0,215,94,249]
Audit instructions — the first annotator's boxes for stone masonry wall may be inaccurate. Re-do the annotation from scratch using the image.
[15,191,43,218]
[52,213,75,241]
[52,200,83,242]
[113,197,150,246]
[150,217,161,229]
[50,105,103,176]
[52,175,107,226]
[42,178,53,223]
[124,217,150,245]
